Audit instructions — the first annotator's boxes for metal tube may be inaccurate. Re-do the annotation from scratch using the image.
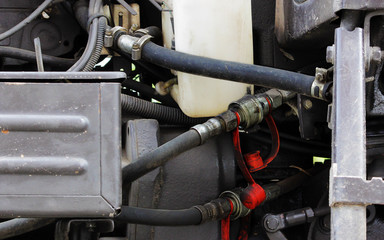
[33,37,44,72]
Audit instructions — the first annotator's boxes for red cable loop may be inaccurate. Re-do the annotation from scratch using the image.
[223,107,280,240]
[250,97,280,172]
[232,112,266,210]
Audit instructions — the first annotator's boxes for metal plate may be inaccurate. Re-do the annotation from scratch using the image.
[0,82,121,218]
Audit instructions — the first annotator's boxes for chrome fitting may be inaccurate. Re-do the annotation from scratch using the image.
[191,117,223,145]
[229,95,264,129]
[264,89,296,110]
[220,190,251,220]
[217,110,238,132]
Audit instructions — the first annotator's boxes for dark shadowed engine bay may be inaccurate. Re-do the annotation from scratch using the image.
[0,0,384,240]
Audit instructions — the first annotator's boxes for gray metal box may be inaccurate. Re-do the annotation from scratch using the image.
[0,82,121,218]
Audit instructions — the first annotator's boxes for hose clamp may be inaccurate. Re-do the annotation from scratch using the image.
[310,68,328,100]
[132,35,153,61]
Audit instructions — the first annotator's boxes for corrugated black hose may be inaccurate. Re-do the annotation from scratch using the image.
[121,94,207,125]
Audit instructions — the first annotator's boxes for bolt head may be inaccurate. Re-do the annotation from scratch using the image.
[303,99,313,110]
[265,216,280,231]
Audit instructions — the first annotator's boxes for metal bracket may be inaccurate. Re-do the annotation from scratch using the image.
[132,34,153,61]
[331,176,384,205]
[330,26,367,240]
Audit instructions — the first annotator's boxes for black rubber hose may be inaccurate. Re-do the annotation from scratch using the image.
[0,46,76,69]
[122,129,201,183]
[67,0,99,71]
[133,26,162,43]
[0,218,55,240]
[263,166,326,202]
[141,42,315,96]
[73,0,89,31]
[113,47,170,81]
[122,80,178,107]
[115,206,202,226]
[121,94,206,125]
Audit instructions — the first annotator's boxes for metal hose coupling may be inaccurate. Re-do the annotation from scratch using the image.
[190,110,239,145]
[229,89,295,129]
[220,190,251,220]
[191,89,294,144]
[194,198,232,224]
[194,190,251,224]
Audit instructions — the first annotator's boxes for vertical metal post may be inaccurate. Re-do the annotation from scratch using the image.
[330,26,366,239]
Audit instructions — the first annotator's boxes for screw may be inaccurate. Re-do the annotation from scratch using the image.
[315,72,324,82]
[86,222,96,232]
[303,99,313,110]
[326,45,335,64]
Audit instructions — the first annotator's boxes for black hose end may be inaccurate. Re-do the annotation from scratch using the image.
[194,198,232,224]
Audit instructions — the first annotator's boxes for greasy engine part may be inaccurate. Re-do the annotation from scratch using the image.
[3,0,384,240]
[124,119,236,239]
[122,89,293,184]
[0,1,81,67]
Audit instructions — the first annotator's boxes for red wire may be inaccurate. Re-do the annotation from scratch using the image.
[237,215,251,240]
[222,105,280,240]
[221,200,234,240]
[232,112,256,185]
[250,98,280,172]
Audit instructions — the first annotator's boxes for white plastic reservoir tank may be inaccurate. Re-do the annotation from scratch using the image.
[164,0,254,117]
